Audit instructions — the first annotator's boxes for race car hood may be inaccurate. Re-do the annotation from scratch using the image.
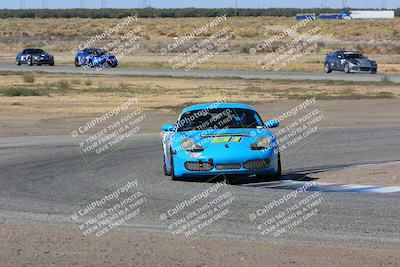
[170,128,276,149]
[348,58,375,67]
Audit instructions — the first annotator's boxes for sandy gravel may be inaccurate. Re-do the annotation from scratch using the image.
[309,161,400,187]
[1,99,400,138]
[1,225,399,267]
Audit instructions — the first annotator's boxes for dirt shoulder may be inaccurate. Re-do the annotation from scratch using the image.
[1,98,400,138]
[1,225,399,267]
[309,161,400,187]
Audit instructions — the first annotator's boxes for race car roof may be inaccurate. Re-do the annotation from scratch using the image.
[182,103,256,113]
[336,50,361,54]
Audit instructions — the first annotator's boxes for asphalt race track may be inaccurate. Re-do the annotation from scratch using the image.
[1,63,400,83]
[1,126,400,248]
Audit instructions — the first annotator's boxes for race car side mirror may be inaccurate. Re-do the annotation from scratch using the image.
[266,120,279,128]
[161,123,175,131]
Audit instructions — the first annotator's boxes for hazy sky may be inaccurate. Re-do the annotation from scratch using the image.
[5,0,400,9]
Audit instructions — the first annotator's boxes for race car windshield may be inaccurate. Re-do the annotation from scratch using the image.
[344,53,365,59]
[26,49,45,55]
[176,108,264,131]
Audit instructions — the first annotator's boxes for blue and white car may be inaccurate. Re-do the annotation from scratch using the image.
[161,103,281,181]
[324,51,377,74]
[75,48,118,68]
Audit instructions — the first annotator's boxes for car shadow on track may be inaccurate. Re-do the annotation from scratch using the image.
[173,171,319,186]
[230,172,319,186]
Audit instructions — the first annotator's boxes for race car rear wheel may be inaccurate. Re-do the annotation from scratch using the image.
[16,58,21,66]
[324,63,332,73]
[75,59,80,67]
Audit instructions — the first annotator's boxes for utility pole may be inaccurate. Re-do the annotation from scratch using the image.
[42,0,48,9]
[19,0,26,9]
[101,0,107,8]
[235,0,238,16]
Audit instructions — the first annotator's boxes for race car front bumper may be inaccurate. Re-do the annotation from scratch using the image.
[349,66,377,73]
[32,57,54,65]
[172,148,279,178]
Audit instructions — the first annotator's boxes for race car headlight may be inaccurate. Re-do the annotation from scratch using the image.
[181,138,204,152]
[251,136,271,150]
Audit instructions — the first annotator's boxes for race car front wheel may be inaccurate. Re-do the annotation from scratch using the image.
[324,63,332,73]
[344,63,351,73]
[75,59,80,67]
[163,154,170,176]
[257,153,281,182]
[170,153,178,181]
[272,153,282,181]
[27,56,33,66]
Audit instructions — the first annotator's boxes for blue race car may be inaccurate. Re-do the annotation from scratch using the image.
[16,48,54,66]
[161,103,281,182]
[75,48,118,68]
[324,51,377,74]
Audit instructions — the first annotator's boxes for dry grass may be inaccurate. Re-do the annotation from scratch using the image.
[0,72,398,117]
[1,17,400,72]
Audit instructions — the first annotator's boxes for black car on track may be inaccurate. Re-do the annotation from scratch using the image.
[16,48,55,66]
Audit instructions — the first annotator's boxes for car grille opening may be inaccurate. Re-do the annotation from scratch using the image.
[184,162,213,172]
[243,159,270,170]
[215,163,241,170]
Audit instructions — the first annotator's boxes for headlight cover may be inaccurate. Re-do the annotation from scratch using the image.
[251,136,271,150]
[181,138,204,152]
